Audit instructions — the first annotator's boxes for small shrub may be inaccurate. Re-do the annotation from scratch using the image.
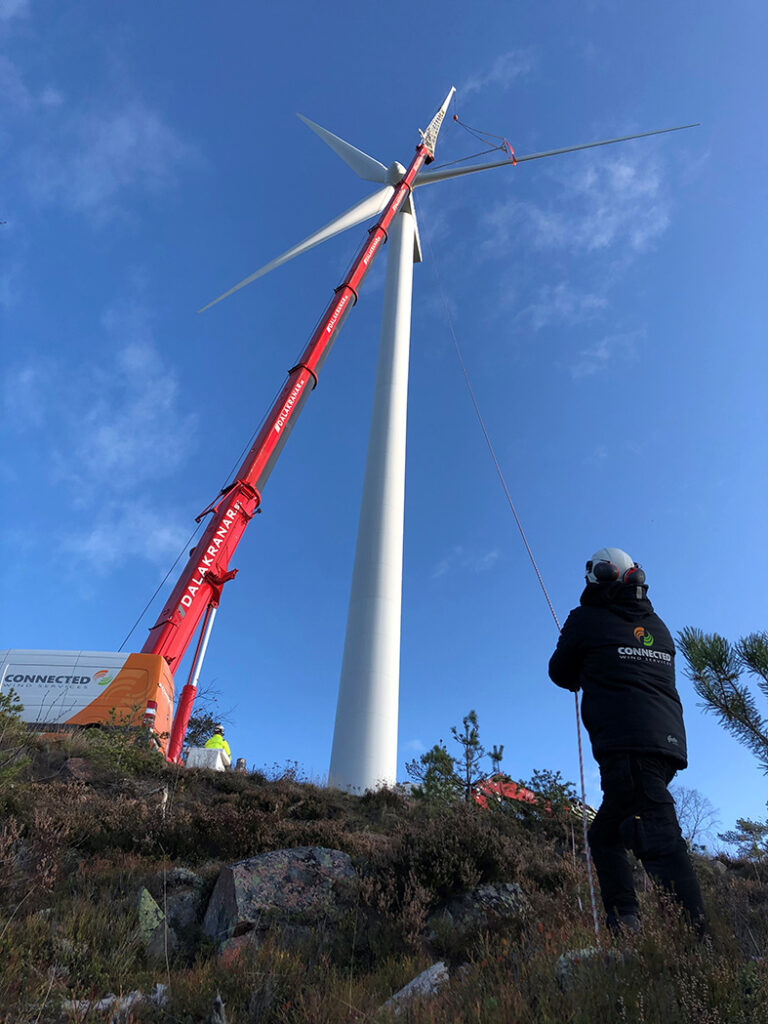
[359,784,409,815]
[0,816,25,906]
[85,719,168,779]
[0,687,33,792]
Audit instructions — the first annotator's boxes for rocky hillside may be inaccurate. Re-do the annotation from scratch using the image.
[1,722,767,1023]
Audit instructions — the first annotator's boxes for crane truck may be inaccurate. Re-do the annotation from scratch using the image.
[0,92,454,760]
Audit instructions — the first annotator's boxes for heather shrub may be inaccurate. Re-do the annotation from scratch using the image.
[32,784,162,857]
[0,687,33,793]
[1,745,767,1023]
[56,728,93,758]
[359,782,409,815]
[162,939,429,1024]
[0,816,25,907]
[398,802,515,897]
[0,854,153,1015]
[84,718,169,779]
[0,911,55,1011]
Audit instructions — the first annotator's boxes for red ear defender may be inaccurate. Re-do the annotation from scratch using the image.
[623,563,646,586]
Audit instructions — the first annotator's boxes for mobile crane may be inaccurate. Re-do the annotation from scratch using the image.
[0,90,455,761]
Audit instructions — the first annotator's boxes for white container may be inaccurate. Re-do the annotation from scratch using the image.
[185,747,230,771]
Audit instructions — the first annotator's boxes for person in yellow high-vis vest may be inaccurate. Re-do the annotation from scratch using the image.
[204,725,231,767]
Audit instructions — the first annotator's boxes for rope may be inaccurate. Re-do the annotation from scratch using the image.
[573,695,600,939]
[428,146,505,172]
[118,373,286,652]
[452,112,509,146]
[425,231,601,940]
[428,107,513,173]
[451,115,516,162]
[118,522,204,652]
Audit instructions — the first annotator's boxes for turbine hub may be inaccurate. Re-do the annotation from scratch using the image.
[387,161,407,184]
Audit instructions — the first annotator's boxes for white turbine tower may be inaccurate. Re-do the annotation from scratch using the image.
[200,90,697,793]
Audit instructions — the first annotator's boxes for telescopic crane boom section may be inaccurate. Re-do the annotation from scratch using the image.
[145,90,455,761]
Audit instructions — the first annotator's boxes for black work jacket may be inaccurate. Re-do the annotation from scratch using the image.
[548,583,687,768]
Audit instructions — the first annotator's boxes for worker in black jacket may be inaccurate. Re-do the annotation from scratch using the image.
[549,547,705,934]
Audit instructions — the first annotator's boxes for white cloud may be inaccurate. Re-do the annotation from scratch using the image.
[0,259,23,308]
[1,55,192,219]
[483,154,670,257]
[0,0,29,22]
[48,303,196,496]
[419,194,452,246]
[569,159,669,252]
[432,544,500,579]
[478,152,671,338]
[520,281,607,331]
[61,501,191,574]
[461,49,536,97]
[2,360,52,427]
[415,196,463,324]
[0,54,32,111]
[26,101,191,216]
[4,301,197,569]
[0,55,61,119]
[38,85,63,108]
[402,738,426,756]
[421,284,459,330]
[567,330,641,379]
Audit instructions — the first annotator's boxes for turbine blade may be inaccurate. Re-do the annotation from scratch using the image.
[414,123,700,187]
[513,123,700,165]
[198,185,394,313]
[297,114,389,183]
[414,155,515,187]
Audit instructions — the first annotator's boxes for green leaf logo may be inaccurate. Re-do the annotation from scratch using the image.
[633,627,654,648]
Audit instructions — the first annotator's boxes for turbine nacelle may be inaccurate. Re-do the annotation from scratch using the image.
[387,161,407,185]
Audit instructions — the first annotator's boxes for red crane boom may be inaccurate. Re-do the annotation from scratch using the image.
[147,104,449,761]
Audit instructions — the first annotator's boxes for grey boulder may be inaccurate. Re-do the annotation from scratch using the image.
[428,882,528,942]
[382,962,450,1015]
[137,888,163,943]
[203,846,358,948]
[148,867,206,938]
[146,923,179,964]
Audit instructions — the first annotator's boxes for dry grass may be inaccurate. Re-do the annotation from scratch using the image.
[0,729,766,1022]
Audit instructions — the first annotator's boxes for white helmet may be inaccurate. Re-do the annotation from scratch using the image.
[585,547,638,584]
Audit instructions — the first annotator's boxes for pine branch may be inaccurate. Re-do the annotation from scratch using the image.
[678,627,768,774]
[737,631,768,702]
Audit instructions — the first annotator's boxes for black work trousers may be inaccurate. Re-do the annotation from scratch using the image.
[587,753,705,932]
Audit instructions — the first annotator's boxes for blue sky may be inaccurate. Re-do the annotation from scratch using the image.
[2,1,766,843]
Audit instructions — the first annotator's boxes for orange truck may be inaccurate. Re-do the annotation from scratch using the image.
[0,650,174,755]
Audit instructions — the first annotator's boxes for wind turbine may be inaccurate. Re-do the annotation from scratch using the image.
[200,89,696,792]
